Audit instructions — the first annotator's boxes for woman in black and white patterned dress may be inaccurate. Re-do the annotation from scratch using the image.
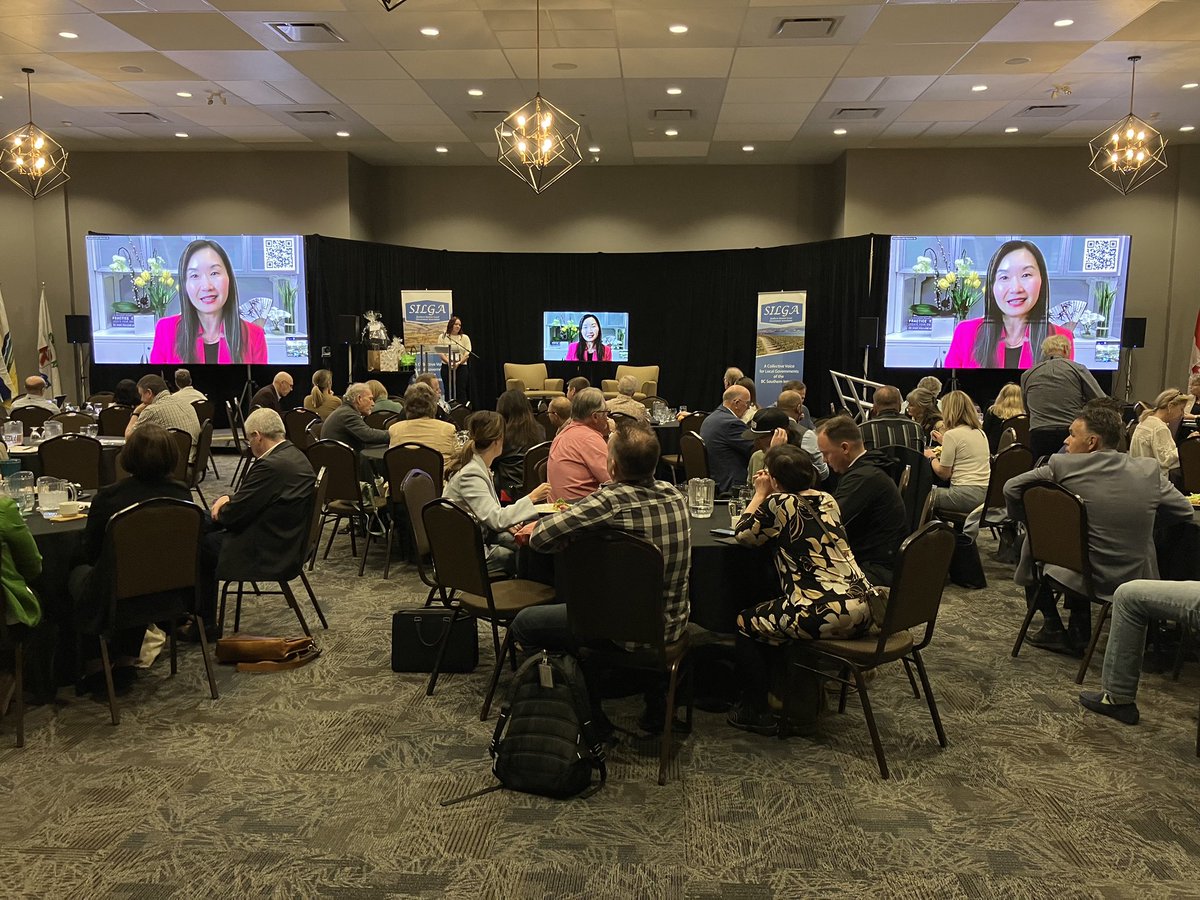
[728,444,874,734]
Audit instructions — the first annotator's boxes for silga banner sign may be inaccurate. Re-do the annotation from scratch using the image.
[400,290,453,347]
[754,291,806,408]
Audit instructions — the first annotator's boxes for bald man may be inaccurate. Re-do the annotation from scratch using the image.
[698,384,754,495]
[13,376,58,412]
[251,371,294,413]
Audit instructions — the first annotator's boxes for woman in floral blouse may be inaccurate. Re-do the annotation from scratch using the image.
[728,444,874,735]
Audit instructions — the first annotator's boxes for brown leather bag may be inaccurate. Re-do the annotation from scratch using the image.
[215,635,321,672]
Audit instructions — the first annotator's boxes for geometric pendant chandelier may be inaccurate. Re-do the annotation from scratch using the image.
[1088,56,1168,195]
[495,0,582,193]
[1,68,70,199]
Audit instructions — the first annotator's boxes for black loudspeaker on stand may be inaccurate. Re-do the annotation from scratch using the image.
[336,314,358,385]
[65,315,90,403]
[1119,316,1146,403]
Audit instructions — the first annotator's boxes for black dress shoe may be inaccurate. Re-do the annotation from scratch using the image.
[1079,691,1140,725]
[1026,623,1083,657]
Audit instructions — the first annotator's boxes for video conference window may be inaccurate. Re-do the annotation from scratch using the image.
[85,234,309,365]
[543,311,630,363]
[882,234,1131,371]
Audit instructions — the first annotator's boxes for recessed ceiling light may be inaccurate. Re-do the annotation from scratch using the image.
[1004,57,1031,66]
[336,130,350,137]
[742,145,754,152]
[58,32,78,39]
[467,88,483,97]
[420,27,439,37]
[1005,126,1019,133]
[668,24,688,34]
[175,132,189,138]
[833,128,847,136]
[664,128,678,137]
[587,145,600,153]
[435,145,448,153]
[61,121,72,127]
[176,91,192,98]
[971,84,988,92]
[1182,125,1196,132]
[119,65,144,73]
[1053,19,1074,27]
[1183,83,1199,90]
[666,87,682,96]
[551,62,577,71]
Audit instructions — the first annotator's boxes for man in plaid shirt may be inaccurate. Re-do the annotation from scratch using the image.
[511,423,692,733]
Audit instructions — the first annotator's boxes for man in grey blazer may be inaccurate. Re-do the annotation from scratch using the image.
[1004,406,1193,654]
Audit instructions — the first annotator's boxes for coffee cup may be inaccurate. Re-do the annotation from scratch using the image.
[57,500,81,517]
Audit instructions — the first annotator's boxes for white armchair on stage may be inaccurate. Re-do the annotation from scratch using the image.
[602,365,659,400]
[503,363,565,401]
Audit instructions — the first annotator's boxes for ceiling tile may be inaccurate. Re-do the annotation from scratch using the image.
[949,42,1091,76]
[369,11,501,51]
[841,43,973,77]
[632,141,710,158]
[1111,0,1200,41]
[862,2,1013,44]
[821,76,884,102]
[390,49,515,79]
[212,124,312,142]
[505,48,621,79]
[281,50,412,80]
[49,50,203,80]
[32,80,148,107]
[870,74,937,101]
[897,99,1009,122]
[712,121,801,141]
[917,73,1048,102]
[724,76,831,103]
[622,48,736,79]
[0,14,152,52]
[729,46,850,78]
[353,104,454,126]
[982,0,1157,43]
[556,31,618,49]
[717,102,814,124]
[174,104,284,126]
[614,8,747,48]
[163,51,306,81]
[101,12,264,51]
[321,79,433,104]
[377,123,470,143]
[219,79,340,105]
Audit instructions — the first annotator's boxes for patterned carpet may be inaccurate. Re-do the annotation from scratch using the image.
[2,461,1199,899]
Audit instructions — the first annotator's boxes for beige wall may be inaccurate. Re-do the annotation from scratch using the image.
[842,145,1198,398]
[367,164,836,253]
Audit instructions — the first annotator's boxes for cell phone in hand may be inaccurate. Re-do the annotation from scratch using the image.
[710,527,736,537]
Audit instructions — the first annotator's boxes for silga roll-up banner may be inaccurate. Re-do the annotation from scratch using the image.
[754,291,806,409]
[401,290,453,348]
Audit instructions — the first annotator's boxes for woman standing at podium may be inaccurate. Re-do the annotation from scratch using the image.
[438,314,472,406]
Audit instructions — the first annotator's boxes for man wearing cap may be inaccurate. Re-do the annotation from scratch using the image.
[816,416,907,585]
[699,384,755,495]
[745,408,829,485]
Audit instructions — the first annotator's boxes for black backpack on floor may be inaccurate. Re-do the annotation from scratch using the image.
[442,651,607,805]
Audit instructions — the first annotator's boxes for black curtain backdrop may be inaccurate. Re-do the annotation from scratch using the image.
[304,233,891,415]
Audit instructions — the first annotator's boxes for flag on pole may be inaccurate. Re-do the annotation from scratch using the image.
[37,286,62,399]
[1191,308,1200,375]
[0,287,17,407]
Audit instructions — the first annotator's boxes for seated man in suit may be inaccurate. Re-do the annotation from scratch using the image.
[322,383,390,453]
[698,384,754,496]
[816,416,907,586]
[1004,406,1193,654]
[210,408,315,591]
[251,372,294,412]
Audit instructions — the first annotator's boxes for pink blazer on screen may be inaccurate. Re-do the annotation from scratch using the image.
[943,318,1073,369]
[565,341,612,362]
[148,315,268,365]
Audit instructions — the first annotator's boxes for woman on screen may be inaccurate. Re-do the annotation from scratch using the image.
[564,313,611,362]
[148,239,267,365]
[942,240,1072,369]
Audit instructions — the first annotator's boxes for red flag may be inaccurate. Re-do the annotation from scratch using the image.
[1192,309,1200,375]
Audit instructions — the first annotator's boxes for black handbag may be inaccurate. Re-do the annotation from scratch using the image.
[391,610,478,673]
[948,534,988,589]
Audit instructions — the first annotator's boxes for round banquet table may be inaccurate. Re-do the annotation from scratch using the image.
[1154,508,1200,582]
[9,436,126,486]
[687,509,778,633]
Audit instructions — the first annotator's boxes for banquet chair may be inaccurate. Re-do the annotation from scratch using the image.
[679,432,709,482]
[422,498,555,720]
[448,404,473,431]
[364,410,399,431]
[184,420,214,509]
[662,411,706,483]
[936,444,1033,533]
[38,433,104,490]
[886,445,934,535]
[86,392,115,406]
[560,530,694,785]
[639,396,668,409]
[11,407,54,430]
[503,363,564,401]
[224,400,255,490]
[283,408,320,451]
[1011,483,1111,684]
[190,399,219,478]
[784,521,956,779]
[381,442,443,579]
[601,365,660,400]
[1002,415,1030,448]
[91,498,218,726]
[49,412,95,434]
[98,405,133,437]
[996,427,1017,455]
[167,428,192,484]
[1179,439,1200,493]
[534,411,554,442]
[220,466,329,638]
[306,439,374,576]
[401,469,443,607]
[522,441,552,496]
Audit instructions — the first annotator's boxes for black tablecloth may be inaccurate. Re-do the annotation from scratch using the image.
[23,512,88,701]
[1155,509,1200,582]
[688,510,777,633]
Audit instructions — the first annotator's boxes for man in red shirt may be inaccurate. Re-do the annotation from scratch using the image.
[547,387,609,499]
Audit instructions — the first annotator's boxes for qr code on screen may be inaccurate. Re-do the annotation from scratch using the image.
[1082,238,1120,273]
[262,237,296,272]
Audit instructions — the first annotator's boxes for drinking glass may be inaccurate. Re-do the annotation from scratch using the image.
[82,424,99,439]
[7,472,35,516]
[687,477,715,519]
[2,421,22,447]
[42,420,63,441]
[36,477,77,519]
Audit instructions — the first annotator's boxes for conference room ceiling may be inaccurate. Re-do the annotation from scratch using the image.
[0,0,1196,166]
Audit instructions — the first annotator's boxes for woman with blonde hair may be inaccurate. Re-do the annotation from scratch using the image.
[925,390,990,514]
[303,369,340,421]
[983,383,1024,452]
[1130,388,1189,479]
[443,411,552,575]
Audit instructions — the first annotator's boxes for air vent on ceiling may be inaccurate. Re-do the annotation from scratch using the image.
[832,107,883,120]
[112,111,168,123]
[470,110,510,120]
[287,110,342,123]
[1016,104,1078,118]
[774,17,841,39]
[652,109,693,121]
[268,22,345,44]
